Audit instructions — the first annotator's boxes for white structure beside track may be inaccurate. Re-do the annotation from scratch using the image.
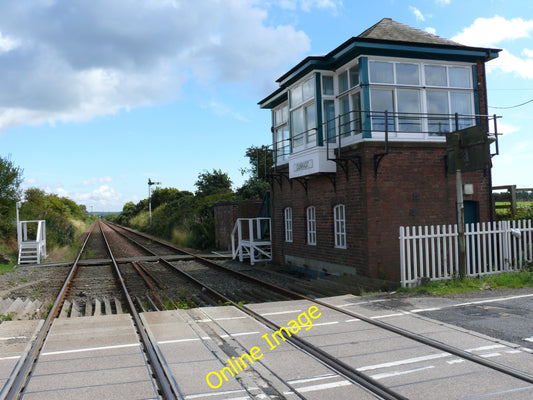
[231,217,272,265]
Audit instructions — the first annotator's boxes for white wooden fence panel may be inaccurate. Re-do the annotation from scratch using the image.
[400,219,533,287]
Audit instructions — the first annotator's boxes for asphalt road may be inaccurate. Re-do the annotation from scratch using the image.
[362,287,533,350]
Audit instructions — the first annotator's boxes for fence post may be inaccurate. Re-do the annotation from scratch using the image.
[399,226,406,287]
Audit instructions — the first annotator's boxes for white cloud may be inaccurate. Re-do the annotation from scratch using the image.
[409,6,425,22]
[453,16,533,81]
[276,0,341,12]
[452,16,533,47]
[425,27,437,35]
[523,49,533,58]
[0,0,311,131]
[0,32,19,52]
[82,176,113,186]
[435,0,450,5]
[488,49,533,80]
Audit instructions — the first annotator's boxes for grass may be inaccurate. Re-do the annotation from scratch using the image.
[397,270,533,296]
[0,263,16,275]
[0,313,14,321]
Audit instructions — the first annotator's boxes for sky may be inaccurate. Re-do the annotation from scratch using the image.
[1,0,532,212]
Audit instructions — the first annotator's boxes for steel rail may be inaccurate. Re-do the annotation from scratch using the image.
[2,222,97,400]
[102,222,404,399]
[98,221,182,400]
[105,220,533,386]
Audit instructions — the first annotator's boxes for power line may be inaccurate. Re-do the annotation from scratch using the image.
[489,98,533,109]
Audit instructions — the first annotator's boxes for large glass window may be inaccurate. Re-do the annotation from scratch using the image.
[397,89,421,132]
[396,63,419,85]
[273,103,290,161]
[324,100,336,143]
[339,96,350,136]
[366,60,474,136]
[451,91,474,129]
[426,90,450,134]
[449,67,470,88]
[370,61,394,84]
[425,65,447,86]
[338,71,349,93]
[349,64,360,87]
[322,76,334,95]
[334,204,346,249]
[307,206,316,245]
[351,92,362,133]
[290,77,316,148]
[370,88,395,132]
[284,207,293,243]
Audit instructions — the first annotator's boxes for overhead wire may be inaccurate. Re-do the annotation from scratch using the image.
[489,98,533,109]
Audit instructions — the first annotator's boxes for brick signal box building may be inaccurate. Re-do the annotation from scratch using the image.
[258,18,501,281]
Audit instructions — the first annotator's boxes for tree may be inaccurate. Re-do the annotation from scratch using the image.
[0,156,23,236]
[240,145,273,180]
[237,145,272,200]
[195,169,233,197]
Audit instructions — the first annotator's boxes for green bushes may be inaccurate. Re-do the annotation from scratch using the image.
[20,188,94,249]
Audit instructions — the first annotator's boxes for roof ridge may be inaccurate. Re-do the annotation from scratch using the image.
[358,17,464,47]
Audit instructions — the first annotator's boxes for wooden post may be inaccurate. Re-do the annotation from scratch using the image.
[454,115,467,278]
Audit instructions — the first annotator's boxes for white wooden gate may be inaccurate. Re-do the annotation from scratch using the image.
[399,220,533,287]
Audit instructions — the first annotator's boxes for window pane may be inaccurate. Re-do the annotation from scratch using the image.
[291,108,305,147]
[285,208,292,242]
[370,88,394,131]
[275,126,290,161]
[397,89,421,132]
[351,92,362,133]
[303,78,315,102]
[449,67,470,88]
[425,65,447,86]
[396,63,419,85]
[274,104,288,126]
[305,104,316,144]
[338,71,349,93]
[290,85,302,106]
[322,76,334,95]
[324,100,336,143]
[339,96,350,136]
[426,90,450,134]
[334,205,346,248]
[370,61,394,84]
[307,207,316,245]
[349,63,359,87]
[451,91,474,129]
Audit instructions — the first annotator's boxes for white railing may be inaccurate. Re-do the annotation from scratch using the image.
[17,220,47,264]
[231,218,271,265]
[399,220,533,287]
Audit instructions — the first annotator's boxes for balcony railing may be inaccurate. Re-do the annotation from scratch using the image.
[273,111,501,165]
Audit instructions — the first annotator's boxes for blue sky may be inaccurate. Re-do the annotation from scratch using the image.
[1,0,532,211]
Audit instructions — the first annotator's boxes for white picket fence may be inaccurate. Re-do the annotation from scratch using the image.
[399,219,533,287]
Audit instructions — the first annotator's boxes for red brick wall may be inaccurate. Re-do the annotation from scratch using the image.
[271,141,492,281]
[214,200,262,250]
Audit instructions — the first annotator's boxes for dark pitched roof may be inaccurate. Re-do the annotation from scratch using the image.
[358,18,464,47]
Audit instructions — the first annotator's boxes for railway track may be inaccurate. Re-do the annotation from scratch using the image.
[100,221,533,398]
[1,221,181,400]
[2,221,532,399]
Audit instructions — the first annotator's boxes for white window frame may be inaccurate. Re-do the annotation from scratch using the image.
[334,204,346,249]
[284,207,293,243]
[306,206,317,246]
[289,75,316,150]
[272,102,289,165]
